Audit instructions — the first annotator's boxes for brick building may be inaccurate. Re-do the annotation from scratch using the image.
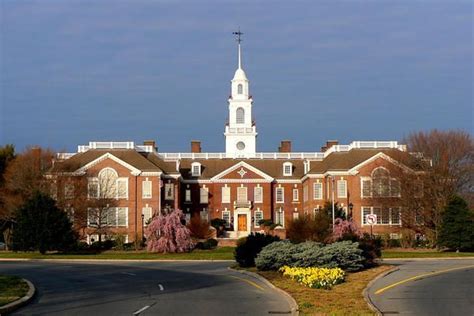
[51,38,419,243]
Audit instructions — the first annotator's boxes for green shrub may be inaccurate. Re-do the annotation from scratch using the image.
[195,238,218,250]
[438,196,474,251]
[234,233,280,267]
[255,240,365,271]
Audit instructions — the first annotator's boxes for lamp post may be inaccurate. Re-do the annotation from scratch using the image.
[348,202,354,220]
[141,213,145,246]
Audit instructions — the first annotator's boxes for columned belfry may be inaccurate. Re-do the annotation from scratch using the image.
[224,29,258,158]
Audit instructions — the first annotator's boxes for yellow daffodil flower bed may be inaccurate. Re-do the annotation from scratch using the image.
[279,266,345,289]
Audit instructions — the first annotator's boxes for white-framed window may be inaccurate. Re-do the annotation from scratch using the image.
[222,210,231,228]
[254,186,263,203]
[142,205,152,225]
[64,182,74,199]
[116,178,128,199]
[200,208,209,222]
[222,186,230,203]
[88,178,99,198]
[165,182,174,200]
[65,207,74,223]
[362,206,401,226]
[191,162,201,177]
[293,212,299,220]
[313,182,323,200]
[361,178,372,198]
[117,207,128,226]
[237,84,243,94]
[283,162,293,176]
[292,188,299,201]
[237,186,248,202]
[142,179,152,199]
[303,160,310,174]
[390,179,401,197]
[236,107,245,124]
[276,187,284,203]
[185,189,191,202]
[337,180,347,198]
[254,210,263,227]
[275,208,285,227]
[372,168,390,197]
[200,186,209,204]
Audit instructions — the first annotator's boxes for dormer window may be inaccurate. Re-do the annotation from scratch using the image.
[237,84,243,94]
[283,162,293,176]
[191,162,201,177]
[303,160,310,174]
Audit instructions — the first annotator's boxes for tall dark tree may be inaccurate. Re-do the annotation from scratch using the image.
[12,192,77,254]
[437,196,474,251]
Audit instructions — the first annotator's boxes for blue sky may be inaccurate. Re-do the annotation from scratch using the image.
[1,1,472,153]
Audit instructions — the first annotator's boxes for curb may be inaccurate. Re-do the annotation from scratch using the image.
[382,257,474,261]
[363,265,399,316]
[0,258,234,263]
[0,278,35,315]
[229,267,299,316]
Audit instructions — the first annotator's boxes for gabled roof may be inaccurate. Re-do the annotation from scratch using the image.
[51,149,162,174]
[210,161,274,182]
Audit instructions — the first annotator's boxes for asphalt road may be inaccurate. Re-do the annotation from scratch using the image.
[367,259,474,316]
[0,260,293,316]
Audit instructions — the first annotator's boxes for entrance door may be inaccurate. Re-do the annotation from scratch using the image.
[238,214,247,231]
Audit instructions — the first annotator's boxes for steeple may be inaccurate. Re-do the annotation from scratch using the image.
[225,29,257,158]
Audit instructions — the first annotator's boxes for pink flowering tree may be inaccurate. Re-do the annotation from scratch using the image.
[330,218,363,242]
[145,209,194,253]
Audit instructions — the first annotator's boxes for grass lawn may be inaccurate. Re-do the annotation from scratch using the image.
[257,265,393,316]
[0,275,29,306]
[382,250,474,258]
[0,247,235,260]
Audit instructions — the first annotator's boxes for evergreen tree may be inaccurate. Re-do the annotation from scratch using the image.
[12,192,77,254]
[438,196,474,251]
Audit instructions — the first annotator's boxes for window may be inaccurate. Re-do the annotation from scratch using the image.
[65,207,74,223]
[222,186,230,203]
[236,107,245,124]
[303,160,310,174]
[275,208,284,227]
[237,84,243,94]
[200,187,209,204]
[372,168,390,197]
[64,183,74,199]
[361,178,372,198]
[293,212,299,220]
[98,168,118,198]
[390,179,401,197]
[200,209,208,222]
[142,206,152,225]
[116,178,128,199]
[276,187,284,203]
[303,185,308,202]
[337,180,347,198]
[254,186,263,203]
[165,183,174,200]
[88,179,99,198]
[313,182,323,200]
[362,206,401,225]
[191,162,201,177]
[222,210,231,228]
[237,186,247,202]
[254,210,263,227]
[292,188,299,201]
[283,162,292,176]
[185,189,191,203]
[142,179,152,199]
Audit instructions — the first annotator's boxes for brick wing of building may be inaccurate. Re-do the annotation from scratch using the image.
[51,36,421,244]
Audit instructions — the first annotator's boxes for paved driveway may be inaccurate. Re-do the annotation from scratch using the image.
[367,259,474,315]
[0,261,293,315]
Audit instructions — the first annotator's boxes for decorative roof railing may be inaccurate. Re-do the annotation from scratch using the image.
[56,141,406,161]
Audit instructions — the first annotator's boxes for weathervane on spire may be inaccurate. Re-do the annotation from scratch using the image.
[233,28,243,69]
[232,28,243,44]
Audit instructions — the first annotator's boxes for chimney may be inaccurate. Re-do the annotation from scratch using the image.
[143,140,157,152]
[191,140,201,153]
[279,140,292,153]
[321,140,338,152]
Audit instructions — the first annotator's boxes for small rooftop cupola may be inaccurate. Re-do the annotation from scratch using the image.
[225,28,257,158]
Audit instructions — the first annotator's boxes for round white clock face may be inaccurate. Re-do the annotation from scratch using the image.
[236,141,246,150]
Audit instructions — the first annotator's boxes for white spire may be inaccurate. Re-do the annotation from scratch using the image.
[232,29,247,81]
[238,42,242,69]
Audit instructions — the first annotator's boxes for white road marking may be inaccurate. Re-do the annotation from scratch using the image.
[158,284,164,291]
[133,305,150,315]
[121,272,136,276]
